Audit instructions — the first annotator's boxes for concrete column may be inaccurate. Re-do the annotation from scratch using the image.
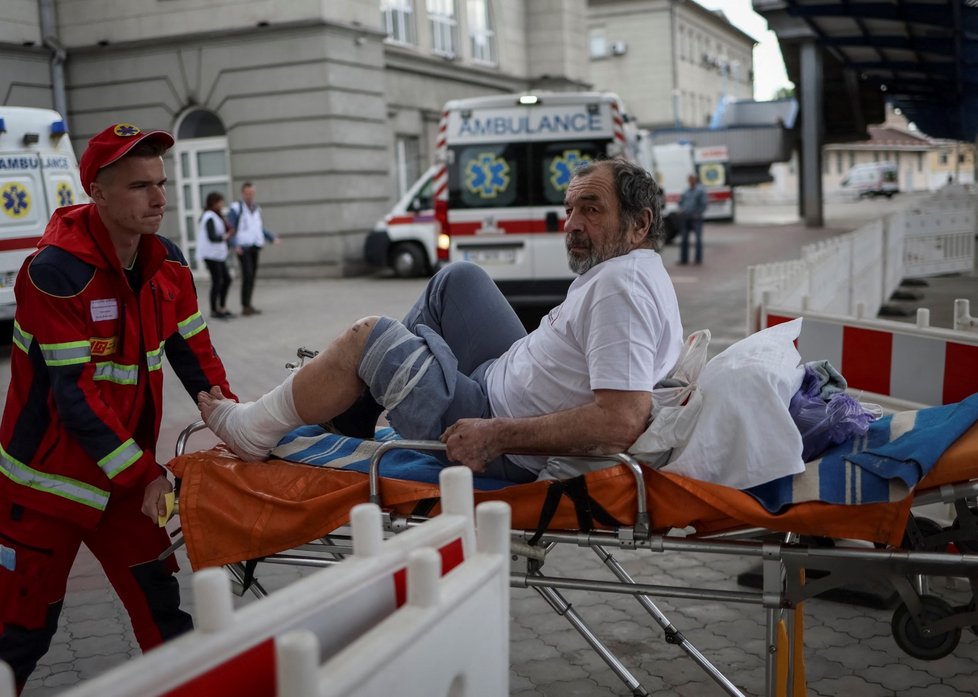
[799,39,823,227]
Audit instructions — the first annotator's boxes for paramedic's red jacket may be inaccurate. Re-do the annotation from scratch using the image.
[0,203,235,528]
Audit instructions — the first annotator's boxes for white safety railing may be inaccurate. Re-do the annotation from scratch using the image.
[46,467,485,697]
[747,188,976,334]
[277,501,511,697]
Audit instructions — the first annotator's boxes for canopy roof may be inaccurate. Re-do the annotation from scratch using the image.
[754,0,978,142]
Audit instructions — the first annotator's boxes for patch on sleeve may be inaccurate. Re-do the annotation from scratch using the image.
[89,336,117,356]
[90,298,118,322]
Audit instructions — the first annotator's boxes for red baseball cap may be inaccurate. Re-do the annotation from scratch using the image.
[79,123,175,195]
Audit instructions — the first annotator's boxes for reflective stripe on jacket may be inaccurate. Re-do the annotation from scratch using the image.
[0,204,236,527]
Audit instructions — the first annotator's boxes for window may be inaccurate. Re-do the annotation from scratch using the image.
[836,151,843,174]
[382,0,415,44]
[589,28,607,59]
[678,26,686,61]
[468,0,495,64]
[939,151,949,164]
[428,0,456,56]
[395,135,421,198]
[917,152,923,172]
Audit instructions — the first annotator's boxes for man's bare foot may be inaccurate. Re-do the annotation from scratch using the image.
[197,386,276,461]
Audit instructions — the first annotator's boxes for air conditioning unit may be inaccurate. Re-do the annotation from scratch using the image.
[611,41,628,56]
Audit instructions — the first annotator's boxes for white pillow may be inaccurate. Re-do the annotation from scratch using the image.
[662,318,805,489]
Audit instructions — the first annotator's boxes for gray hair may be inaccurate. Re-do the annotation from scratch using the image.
[573,158,664,248]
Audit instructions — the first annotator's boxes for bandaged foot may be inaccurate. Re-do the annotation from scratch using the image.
[198,375,301,461]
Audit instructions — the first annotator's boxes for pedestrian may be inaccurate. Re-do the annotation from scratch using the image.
[228,181,278,316]
[198,191,234,319]
[198,158,683,482]
[0,122,237,694]
[678,173,708,265]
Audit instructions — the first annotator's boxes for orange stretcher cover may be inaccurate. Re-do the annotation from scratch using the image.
[167,422,978,571]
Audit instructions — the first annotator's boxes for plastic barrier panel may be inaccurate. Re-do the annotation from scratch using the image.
[746,188,977,333]
[277,501,511,697]
[55,468,478,697]
[763,307,978,408]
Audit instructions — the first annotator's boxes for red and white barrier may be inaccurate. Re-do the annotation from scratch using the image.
[55,467,480,697]
[277,501,511,697]
[763,306,978,409]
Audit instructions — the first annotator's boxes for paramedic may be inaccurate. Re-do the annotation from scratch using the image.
[0,123,236,693]
[228,181,278,316]
[198,158,683,483]
[678,173,707,265]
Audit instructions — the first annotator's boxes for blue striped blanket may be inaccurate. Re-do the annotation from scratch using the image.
[747,393,978,513]
[269,393,978,508]
[270,425,515,491]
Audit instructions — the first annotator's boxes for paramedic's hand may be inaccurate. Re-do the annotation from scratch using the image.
[440,419,497,473]
[142,475,173,522]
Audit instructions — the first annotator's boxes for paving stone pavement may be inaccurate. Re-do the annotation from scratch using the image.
[7,192,978,696]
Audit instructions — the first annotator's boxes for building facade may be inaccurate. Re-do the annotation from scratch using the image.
[0,0,587,277]
[587,0,755,130]
[2,0,758,276]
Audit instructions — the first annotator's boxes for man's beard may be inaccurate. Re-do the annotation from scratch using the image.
[566,227,634,275]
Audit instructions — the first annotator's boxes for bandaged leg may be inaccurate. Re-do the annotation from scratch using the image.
[203,373,301,461]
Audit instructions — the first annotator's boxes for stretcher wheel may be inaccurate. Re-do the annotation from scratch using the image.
[891,595,961,660]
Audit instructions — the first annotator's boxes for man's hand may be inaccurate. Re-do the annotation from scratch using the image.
[141,474,173,522]
[440,419,499,473]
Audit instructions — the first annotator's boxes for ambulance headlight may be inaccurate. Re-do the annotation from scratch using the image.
[437,233,451,251]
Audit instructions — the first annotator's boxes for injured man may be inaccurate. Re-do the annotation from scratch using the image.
[198,158,684,483]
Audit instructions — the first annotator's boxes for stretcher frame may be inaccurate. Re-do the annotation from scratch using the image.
[168,418,978,697]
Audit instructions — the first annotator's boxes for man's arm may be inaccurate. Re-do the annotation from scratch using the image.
[440,389,651,472]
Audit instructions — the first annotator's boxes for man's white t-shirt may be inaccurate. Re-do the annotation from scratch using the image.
[485,248,684,475]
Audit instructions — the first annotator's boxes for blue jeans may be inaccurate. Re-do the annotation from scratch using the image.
[680,215,704,264]
[358,262,534,482]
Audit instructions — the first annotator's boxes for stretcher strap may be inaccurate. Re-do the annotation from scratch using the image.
[528,477,624,546]
[411,498,439,517]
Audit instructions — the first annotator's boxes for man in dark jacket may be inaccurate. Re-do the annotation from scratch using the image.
[0,123,236,693]
[678,173,708,265]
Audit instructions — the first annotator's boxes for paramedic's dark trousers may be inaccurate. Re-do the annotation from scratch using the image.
[238,244,261,310]
[0,491,192,693]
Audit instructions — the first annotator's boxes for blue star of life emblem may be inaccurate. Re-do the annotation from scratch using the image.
[1,183,30,218]
[57,182,74,207]
[550,150,592,191]
[465,153,511,199]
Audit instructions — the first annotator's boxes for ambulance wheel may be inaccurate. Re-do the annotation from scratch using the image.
[891,595,960,660]
[390,243,428,278]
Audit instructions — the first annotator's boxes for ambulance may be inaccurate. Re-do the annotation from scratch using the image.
[433,92,637,306]
[638,139,733,241]
[0,107,85,319]
[364,165,448,277]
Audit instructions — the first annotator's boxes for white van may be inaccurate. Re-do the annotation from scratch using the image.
[841,161,899,198]
[364,165,448,277]
[0,107,85,319]
[433,91,637,305]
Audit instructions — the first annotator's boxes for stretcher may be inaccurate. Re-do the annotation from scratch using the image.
[43,468,509,697]
[165,397,978,697]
